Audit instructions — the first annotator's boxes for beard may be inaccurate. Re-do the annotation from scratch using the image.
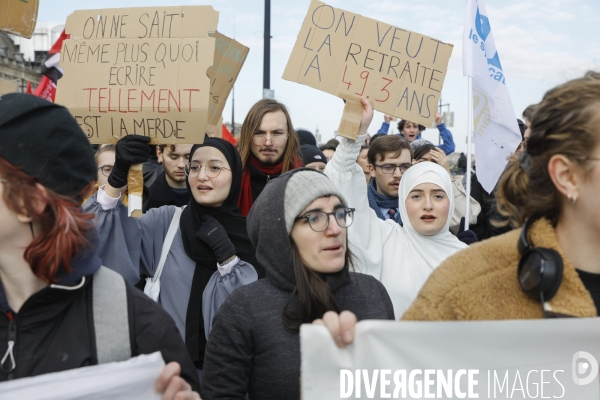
[256,151,285,167]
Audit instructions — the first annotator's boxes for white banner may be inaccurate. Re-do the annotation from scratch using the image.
[463,0,522,193]
[0,352,165,399]
[301,319,600,399]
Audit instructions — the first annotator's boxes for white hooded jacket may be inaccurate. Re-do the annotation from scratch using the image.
[324,134,468,317]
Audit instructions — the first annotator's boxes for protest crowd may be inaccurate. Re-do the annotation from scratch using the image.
[0,1,599,399]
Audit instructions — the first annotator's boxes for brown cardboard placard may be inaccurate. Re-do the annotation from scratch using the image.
[55,6,219,145]
[128,163,144,218]
[0,79,18,96]
[283,0,453,138]
[0,0,39,38]
[206,32,248,126]
[338,97,365,139]
[206,116,223,138]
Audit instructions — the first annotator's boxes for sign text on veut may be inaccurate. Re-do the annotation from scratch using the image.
[55,6,218,144]
[283,0,453,128]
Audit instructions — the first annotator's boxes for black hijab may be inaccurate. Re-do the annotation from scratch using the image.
[180,137,263,368]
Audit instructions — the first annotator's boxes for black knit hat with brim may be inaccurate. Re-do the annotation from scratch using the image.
[0,93,96,198]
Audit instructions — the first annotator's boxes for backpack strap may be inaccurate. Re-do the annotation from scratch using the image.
[152,206,183,284]
[93,266,132,364]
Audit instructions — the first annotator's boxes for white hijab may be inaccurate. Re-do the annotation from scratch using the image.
[398,161,468,269]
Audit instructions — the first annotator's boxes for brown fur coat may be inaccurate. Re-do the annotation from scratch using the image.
[402,218,597,321]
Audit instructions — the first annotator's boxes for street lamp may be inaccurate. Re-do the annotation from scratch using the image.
[263,0,274,99]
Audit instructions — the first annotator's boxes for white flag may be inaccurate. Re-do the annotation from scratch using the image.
[463,0,522,193]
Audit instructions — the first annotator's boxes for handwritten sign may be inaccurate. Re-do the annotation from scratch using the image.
[206,32,248,134]
[283,0,453,136]
[0,0,39,38]
[0,79,18,96]
[55,6,219,144]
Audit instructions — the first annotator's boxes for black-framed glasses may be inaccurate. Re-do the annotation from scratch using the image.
[373,163,411,174]
[97,166,113,177]
[184,162,231,178]
[294,207,355,232]
[252,132,288,145]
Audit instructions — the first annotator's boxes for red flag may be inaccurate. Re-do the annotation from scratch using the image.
[33,76,56,101]
[26,81,32,94]
[33,30,68,102]
[222,124,237,145]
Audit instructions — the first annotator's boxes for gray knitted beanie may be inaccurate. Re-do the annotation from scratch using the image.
[283,170,347,234]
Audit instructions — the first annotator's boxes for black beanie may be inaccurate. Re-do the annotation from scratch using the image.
[296,129,317,146]
[0,93,96,198]
[300,144,328,166]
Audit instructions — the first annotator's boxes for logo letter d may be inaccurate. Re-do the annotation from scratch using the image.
[572,351,599,385]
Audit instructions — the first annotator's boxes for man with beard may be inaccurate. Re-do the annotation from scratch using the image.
[145,144,193,211]
[237,99,302,216]
[366,135,413,224]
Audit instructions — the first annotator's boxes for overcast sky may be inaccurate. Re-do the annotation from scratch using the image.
[38,0,600,152]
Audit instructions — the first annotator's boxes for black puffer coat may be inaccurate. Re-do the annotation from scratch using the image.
[0,249,199,391]
[202,169,395,399]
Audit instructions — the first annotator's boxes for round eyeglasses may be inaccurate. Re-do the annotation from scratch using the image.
[252,132,288,146]
[373,163,411,174]
[184,162,231,178]
[294,208,355,232]
[97,166,113,177]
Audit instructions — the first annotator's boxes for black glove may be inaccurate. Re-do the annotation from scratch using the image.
[195,215,237,264]
[457,217,478,245]
[107,135,151,188]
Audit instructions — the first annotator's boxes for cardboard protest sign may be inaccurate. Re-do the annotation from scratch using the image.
[55,6,219,145]
[206,32,248,134]
[283,0,453,138]
[205,117,223,138]
[301,319,600,399]
[0,0,39,38]
[0,79,18,96]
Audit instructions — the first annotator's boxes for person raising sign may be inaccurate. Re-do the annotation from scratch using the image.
[85,135,262,382]
[324,98,468,318]
[318,71,600,344]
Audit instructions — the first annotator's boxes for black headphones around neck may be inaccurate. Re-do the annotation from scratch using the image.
[518,214,564,303]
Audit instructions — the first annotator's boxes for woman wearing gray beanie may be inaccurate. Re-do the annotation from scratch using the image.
[201,168,394,399]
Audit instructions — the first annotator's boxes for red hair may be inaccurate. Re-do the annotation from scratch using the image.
[0,157,95,283]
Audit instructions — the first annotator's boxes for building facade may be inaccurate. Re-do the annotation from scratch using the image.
[0,23,63,93]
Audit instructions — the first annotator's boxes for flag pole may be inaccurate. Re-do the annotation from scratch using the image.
[465,76,474,230]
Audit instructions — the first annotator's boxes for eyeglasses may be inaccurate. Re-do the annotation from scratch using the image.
[97,166,113,177]
[252,132,288,146]
[294,207,355,232]
[373,163,412,174]
[184,162,231,178]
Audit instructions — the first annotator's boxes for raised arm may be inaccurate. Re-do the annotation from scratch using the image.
[83,135,175,285]
[324,98,394,279]
[435,113,455,155]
